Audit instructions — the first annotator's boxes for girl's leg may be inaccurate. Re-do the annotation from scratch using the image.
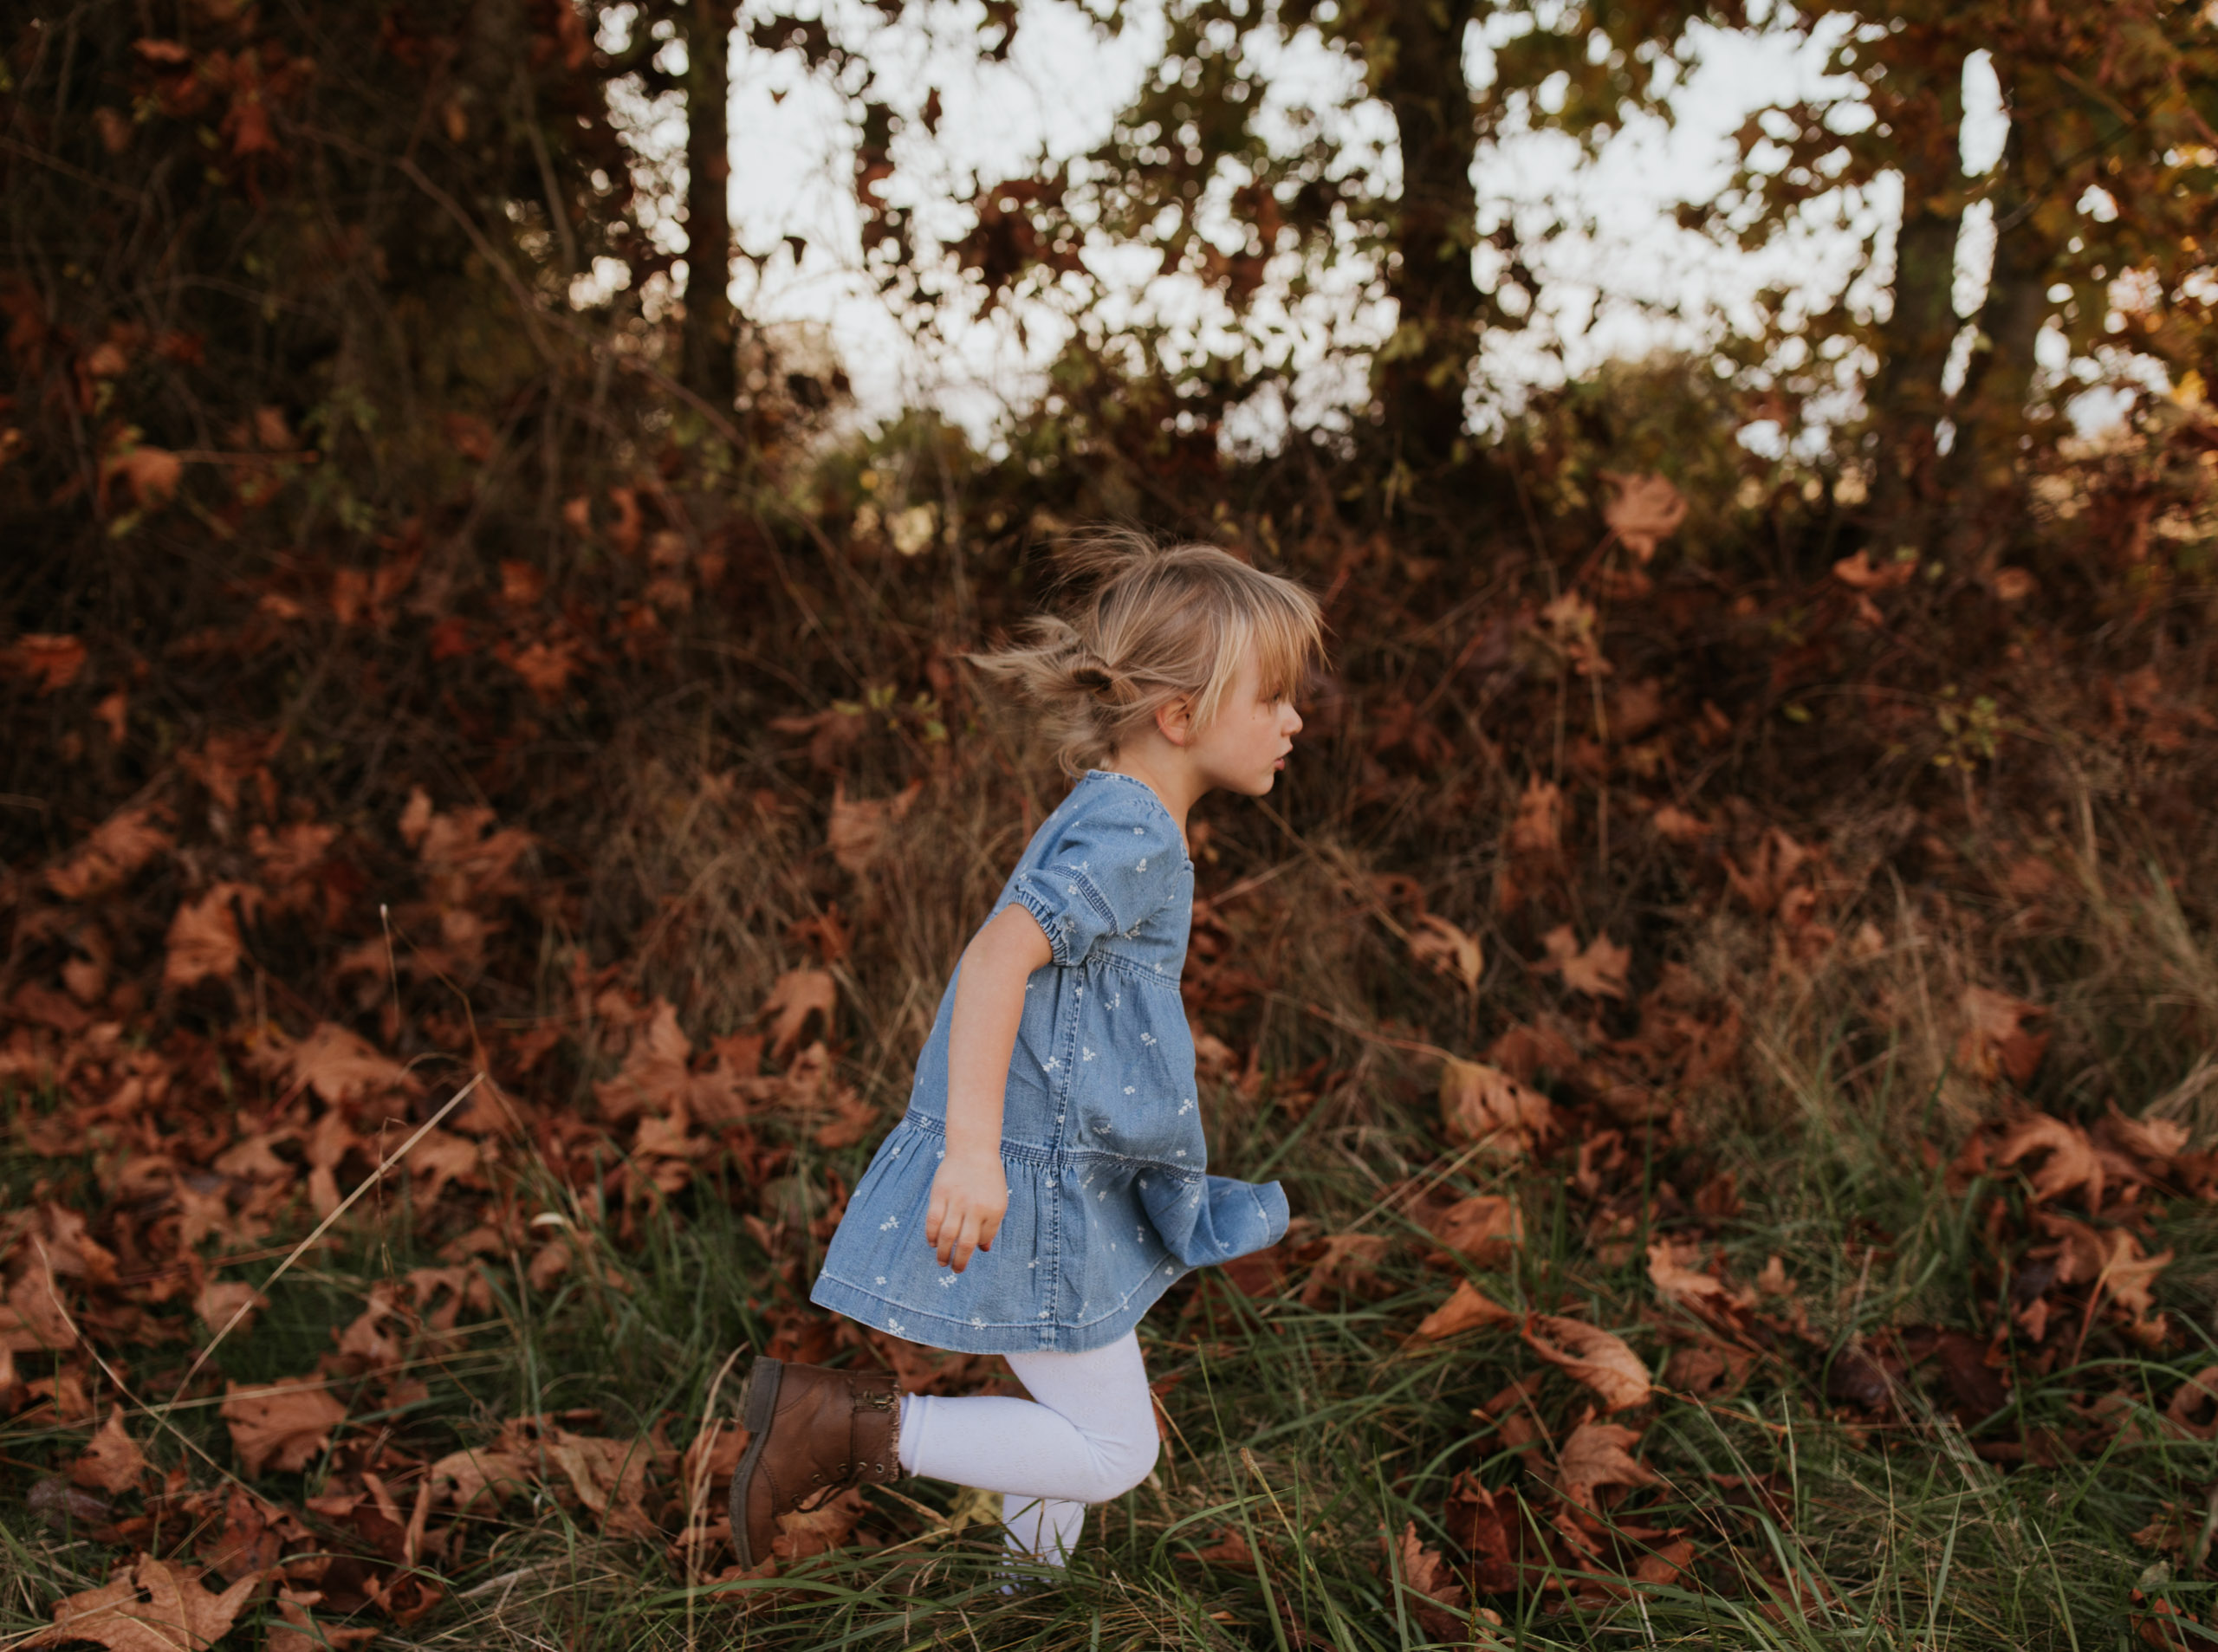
[897,1331,1157,1568]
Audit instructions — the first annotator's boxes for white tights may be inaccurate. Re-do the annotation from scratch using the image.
[896,1331,1158,1569]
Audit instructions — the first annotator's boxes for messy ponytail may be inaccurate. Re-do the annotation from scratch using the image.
[968,527,1327,778]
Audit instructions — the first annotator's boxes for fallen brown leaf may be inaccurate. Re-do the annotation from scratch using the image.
[1508,775,1563,860]
[163,884,258,989]
[1540,925,1631,1000]
[286,1021,417,1105]
[1524,1315,1651,1411]
[1409,1280,1516,1343]
[762,969,838,1065]
[2165,1367,2218,1441]
[1298,1233,1391,1307]
[1997,1113,2103,1206]
[1439,1058,1553,1152]
[45,807,172,900]
[827,778,924,874]
[1185,1526,1256,1566]
[221,1378,346,1477]
[269,1591,379,1652]
[1388,1519,1475,1637]
[25,1555,258,1652]
[1409,913,1483,993]
[774,1484,866,1559]
[1632,1535,1696,1587]
[1555,1420,1659,1512]
[193,1280,266,1338]
[70,1412,149,1495]
[1600,472,1688,562]
[104,444,185,510]
[7,633,90,694]
[1426,1194,1521,1263]
[1646,1241,1751,1315]
[1958,987,2051,1086]
[429,1445,535,1511]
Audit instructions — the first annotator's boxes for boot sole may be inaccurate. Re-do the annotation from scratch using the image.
[729,1356,785,1569]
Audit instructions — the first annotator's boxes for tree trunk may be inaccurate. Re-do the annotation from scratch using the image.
[1371,0,1481,472]
[680,0,737,405]
[1941,113,2059,548]
[1864,49,1966,541]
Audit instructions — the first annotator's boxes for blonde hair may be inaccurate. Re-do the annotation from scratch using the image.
[969,528,1328,777]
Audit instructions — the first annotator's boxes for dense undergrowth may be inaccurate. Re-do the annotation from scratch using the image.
[7,284,2218,1649]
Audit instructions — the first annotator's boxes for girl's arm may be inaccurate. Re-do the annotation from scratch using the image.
[926,905,1053,1273]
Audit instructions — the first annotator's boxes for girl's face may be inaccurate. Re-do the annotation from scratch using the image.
[1185,653,1302,797]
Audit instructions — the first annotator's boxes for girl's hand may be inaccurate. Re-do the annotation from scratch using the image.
[924,1149,1008,1273]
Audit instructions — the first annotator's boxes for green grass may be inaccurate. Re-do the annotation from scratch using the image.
[7,1033,2209,1652]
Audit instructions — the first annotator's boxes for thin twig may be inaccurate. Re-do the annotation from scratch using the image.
[162,1072,486,1407]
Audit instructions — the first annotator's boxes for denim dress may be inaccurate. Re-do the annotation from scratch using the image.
[811,769,1289,1353]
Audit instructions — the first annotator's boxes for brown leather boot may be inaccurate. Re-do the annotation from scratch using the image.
[729,1357,900,1568]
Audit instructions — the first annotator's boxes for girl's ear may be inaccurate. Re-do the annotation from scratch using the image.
[1155,693,1196,748]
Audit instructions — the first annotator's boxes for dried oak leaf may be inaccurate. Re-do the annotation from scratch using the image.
[162,884,259,989]
[1646,1241,1752,1316]
[543,1430,657,1539]
[221,1378,346,1477]
[46,807,172,900]
[827,778,924,875]
[2164,1367,2218,1441]
[2097,1233,2174,1334]
[762,969,838,1065]
[1663,1341,1748,1398]
[1443,1468,1520,1590]
[1408,1280,1517,1343]
[1554,1420,1658,1513]
[25,1555,258,1652]
[1184,1526,1255,1567]
[286,1022,415,1106]
[3,1265,81,1351]
[269,1591,378,1652]
[1408,913,1483,993]
[774,1484,866,1559]
[1997,1114,2102,1207]
[6,633,89,694]
[593,998,691,1124]
[1439,1058,1553,1153]
[1297,1233,1391,1307]
[70,1412,150,1494]
[1388,1520,1476,1637]
[1524,1315,1651,1412]
[2107,1105,2192,1166]
[1957,987,2051,1086]
[1508,775,1563,859]
[1632,1536,1696,1587]
[1600,472,1688,563]
[682,1419,748,1493]
[1540,926,1631,1001]
[428,1445,534,1511]
[1426,1194,1521,1263]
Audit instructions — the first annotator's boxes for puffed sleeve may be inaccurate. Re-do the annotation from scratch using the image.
[1005,784,1185,967]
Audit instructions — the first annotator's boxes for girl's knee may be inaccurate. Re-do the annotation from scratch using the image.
[1091,1422,1159,1500]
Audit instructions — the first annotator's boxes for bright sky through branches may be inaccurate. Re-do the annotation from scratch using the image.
[662,1,2031,450]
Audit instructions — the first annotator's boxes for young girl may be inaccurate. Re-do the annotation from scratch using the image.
[729,533,1326,1577]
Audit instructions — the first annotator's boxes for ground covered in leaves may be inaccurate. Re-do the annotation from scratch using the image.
[9,399,2218,1651]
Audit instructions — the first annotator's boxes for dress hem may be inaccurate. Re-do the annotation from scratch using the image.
[809,1260,1190,1357]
